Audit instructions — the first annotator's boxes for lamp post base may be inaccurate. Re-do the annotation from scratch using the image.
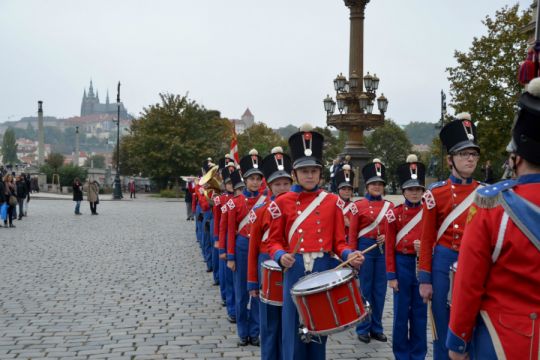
[113,174,123,200]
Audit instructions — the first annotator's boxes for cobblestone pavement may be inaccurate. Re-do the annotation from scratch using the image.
[0,197,433,359]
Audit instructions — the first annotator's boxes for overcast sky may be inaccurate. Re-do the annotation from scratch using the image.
[0,0,532,128]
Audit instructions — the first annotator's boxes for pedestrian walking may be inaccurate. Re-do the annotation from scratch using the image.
[3,173,16,227]
[73,178,83,215]
[87,180,100,215]
[15,175,28,220]
[128,178,136,199]
[185,178,194,220]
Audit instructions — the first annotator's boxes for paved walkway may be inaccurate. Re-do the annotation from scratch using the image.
[0,198,432,359]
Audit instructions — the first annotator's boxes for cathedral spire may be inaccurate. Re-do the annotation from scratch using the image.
[83,88,87,99]
[88,79,94,97]
[96,90,99,102]
[106,90,110,104]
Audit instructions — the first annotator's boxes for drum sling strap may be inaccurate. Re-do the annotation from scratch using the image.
[357,201,390,238]
[436,186,483,241]
[288,191,328,243]
[500,190,540,252]
[395,209,423,247]
[238,195,267,233]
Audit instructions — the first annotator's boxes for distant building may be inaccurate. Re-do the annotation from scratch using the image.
[230,108,255,134]
[15,138,51,165]
[80,80,130,119]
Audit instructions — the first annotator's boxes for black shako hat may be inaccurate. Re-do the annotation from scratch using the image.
[262,146,293,184]
[218,155,233,170]
[288,124,324,169]
[440,113,480,154]
[220,161,236,184]
[362,159,386,185]
[507,78,540,164]
[239,149,264,178]
[335,164,355,189]
[201,157,214,173]
[397,154,426,189]
[229,169,245,190]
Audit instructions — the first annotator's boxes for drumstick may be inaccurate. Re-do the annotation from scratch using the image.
[428,300,438,340]
[334,243,379,270]
[283,236,303,273]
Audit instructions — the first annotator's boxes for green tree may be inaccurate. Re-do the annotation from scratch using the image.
[365,119,413,193]
[403,122,438,145]
[45,152,65,173]
[118,93,230,188]
[85,154,106,169]
[446,4,531,171]
[59,164,88,187]
[237,123,288,156]
[2,128,18,164]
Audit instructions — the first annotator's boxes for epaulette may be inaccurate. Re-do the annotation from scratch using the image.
[428,180,447,191]
[474,179,517,209]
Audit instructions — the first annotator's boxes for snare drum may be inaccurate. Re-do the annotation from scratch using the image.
[260,260,283,306]
[291,268,368,336]
[447,261,458,306]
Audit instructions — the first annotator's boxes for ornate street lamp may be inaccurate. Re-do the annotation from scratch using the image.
[377,93,388,114]
[113,81,123,200]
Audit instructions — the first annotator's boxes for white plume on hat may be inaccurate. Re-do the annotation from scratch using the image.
[527,78,540,97]
[373,158,382,163]
[342,164,351,170]
[271,146,283,154]
[249,149,258,156]
[299,123,313,132]
[406,154,418,163]
[456,112,471,121]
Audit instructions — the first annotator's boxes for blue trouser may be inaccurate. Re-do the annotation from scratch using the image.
[392,254,427,360]
[75,200,81,214]
[202,210,213,271]
[217,237,226,301]
[234,235,260,339]
[195,204,202,247]
[356,237,387,336]
[258,253,282,360]
[212,235,220,284]
[470,316,497,360]
[431,245,458,360]
[282,253,339,360]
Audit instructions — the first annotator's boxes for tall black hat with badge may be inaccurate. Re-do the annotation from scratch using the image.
[362,158,386,185]
[397,154,426,189]
[507,78,540,164]
[201,157,214,174]
[218,154,234,170]
[335,164,355,189]
[262,146,292,184]
[229,169,245,190]
[239,149,264,178]
[440,112,480,154]
[288,124,324,169]
[221,160,237,184]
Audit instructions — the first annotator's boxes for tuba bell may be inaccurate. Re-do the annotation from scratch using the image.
[199,165,222,200]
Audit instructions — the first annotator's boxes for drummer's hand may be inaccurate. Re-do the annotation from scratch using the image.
[449,350,469,360]
[347,251,364,268]
[413,240,421,254]
[227,260,236,272]
[376,234,385,244]
[280,253,296,268]
[249,290,259,298]
[219,253,226,260]
[419,283,433,303]
[214,241,219,248]
[389,279,399,292]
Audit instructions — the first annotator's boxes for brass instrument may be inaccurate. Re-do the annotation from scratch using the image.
[199,165,222,203]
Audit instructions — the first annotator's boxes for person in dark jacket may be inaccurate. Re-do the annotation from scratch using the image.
[15,175,28,220]
[73,178,83,215]
[3,174,16,227]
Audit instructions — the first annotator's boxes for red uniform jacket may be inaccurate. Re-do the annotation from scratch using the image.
[247,200,271,291]
[266,188,352,263]
[196,187,212,212]
[337,197,357,245]
[213,192,231,241]
[226,191,266,261]
[192,183,200,214]
[385,202,423,280]
[218,202,229,254]
[447,175,540,358]
[348,196,393,250]
[418,176,481,283]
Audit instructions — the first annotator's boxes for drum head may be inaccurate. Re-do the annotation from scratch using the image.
[262,259,281,270]
[292,268,354,294]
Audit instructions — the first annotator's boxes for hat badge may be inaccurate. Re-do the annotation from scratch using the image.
[410,163,418,180]
[462,120,475,141]
[344,171,350,183]
[275,154,284,171]
[303,132,313,157]
[375,163,382,177]
[251,155,259,169]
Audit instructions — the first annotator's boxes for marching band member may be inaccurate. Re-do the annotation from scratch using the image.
[227,149,266,346]
[198,159,216,273]
[417,114,482,359]
[447,79,540,359]
[213,159,236,305]
[334,164,356,242]
[349,159,393,343]
[247,146,293,360]
[266,124,364,360]
[219,168,245,324]
[385,155,427,360]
